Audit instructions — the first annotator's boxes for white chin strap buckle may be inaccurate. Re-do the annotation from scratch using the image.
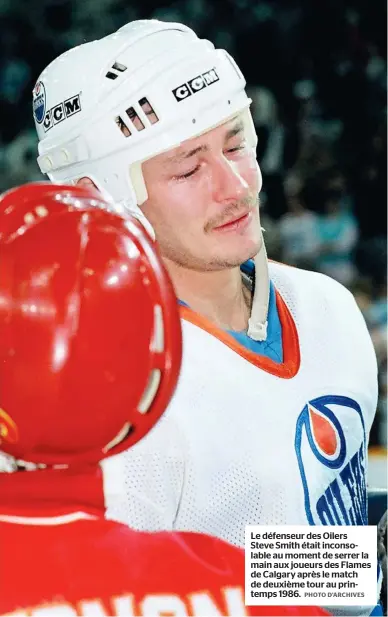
[247,318,268,342]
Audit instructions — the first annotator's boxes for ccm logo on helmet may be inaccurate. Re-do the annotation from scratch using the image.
[43,94,81,132]
[172,68,220,102]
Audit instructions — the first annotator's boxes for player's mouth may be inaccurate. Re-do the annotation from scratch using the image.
[212,211,251,233]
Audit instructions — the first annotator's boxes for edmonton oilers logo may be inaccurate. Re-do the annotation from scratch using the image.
[33,81,46,124]
[295,395,367,525]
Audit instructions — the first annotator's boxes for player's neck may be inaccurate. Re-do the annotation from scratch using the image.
[164,259,251,332]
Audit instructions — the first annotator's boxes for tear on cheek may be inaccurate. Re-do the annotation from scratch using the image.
[244,156,262,194]
[256,161,263,193]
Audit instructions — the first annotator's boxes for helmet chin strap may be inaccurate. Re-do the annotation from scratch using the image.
[247,235,269,341]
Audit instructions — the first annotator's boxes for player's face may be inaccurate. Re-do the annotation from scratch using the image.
[141,116,262,271]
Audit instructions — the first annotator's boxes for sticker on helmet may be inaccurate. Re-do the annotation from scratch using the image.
[0,408,19,445]
[172,68,220,102]
[33,81,46,125]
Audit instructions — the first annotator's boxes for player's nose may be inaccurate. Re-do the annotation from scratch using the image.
[211,156,249,205]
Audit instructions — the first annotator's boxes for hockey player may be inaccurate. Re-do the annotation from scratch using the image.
[32,21,379,615]
[0,182,330,617]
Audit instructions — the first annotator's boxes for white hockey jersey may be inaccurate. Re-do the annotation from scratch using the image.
[106,262,379,614]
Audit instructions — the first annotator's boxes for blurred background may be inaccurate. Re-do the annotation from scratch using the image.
[0,0,386,484]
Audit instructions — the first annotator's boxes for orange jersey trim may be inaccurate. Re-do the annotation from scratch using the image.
[179,288,300,379]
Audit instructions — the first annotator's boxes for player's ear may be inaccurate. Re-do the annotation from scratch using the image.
[76,177,97,189]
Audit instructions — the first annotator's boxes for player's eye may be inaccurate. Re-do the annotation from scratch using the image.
[173,166,201,180]
[225,142,247,154]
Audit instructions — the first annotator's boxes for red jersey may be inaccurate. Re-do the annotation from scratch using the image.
[0,514,329,617]
[0,465,329,617]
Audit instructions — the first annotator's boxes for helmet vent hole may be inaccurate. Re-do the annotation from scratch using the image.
[138,369,161,414]
[115,116,131,138]
[150,304,164,353]
[106,62,127,80]
[126,107,145,131]
[138,98,159,125]
[113,99,159,136]
[102,422,133,453]
[112,62,127,72]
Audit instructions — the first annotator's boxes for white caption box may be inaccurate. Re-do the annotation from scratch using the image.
[245,525,377,606]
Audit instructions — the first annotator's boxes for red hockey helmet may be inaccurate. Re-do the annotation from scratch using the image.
[0,181,115,242]
[0,183,182,466]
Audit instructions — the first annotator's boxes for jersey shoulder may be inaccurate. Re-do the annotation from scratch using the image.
[86,520,244,573]
[268,260,354,305]
[268,260,377,374]
[122,528,244,577]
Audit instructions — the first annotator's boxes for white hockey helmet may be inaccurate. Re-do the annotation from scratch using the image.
[33,19,269,340]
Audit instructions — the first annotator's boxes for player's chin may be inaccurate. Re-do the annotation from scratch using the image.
[218,238,262,268]
[229,229,262,259]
